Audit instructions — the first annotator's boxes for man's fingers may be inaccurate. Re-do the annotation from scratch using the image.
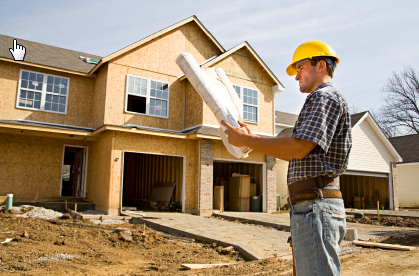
[221,120,234,130]
[13,39,17,50]
[237,120,247,127]
[9,48,14,55]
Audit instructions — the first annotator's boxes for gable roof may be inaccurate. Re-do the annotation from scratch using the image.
[0,34,102,76]
[89,16,225,75]
[389,134,419,163]
[179,41,284,89]
[275,111,298,126]
[350,111,368,127]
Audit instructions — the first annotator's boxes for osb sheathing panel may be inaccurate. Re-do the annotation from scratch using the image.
[91,64,108,128]
[104,63,186,130]
[0,60,96,128]
[112,22,222,77]
[203,48,275,134]
[85,131,113,211]
[0,133,90,197]
[212,140,265,163]
[103,21,222,130]
[186,81,204,128]
[113,132,199,210]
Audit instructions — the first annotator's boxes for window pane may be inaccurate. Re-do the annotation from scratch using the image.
[28,80,35,90]
[52,95,59,103]
[59,96,66,104]
[22,71,29,80]
[29,73,36,81]
[35,93,41,101]
[141,87,147,95]
[54,77,60,85]
[59,84,67,95]
[141,79,147,88]
[134,78,140,86]
[151,81,156,89]
[21,79,28,88]
[163,91,168,99]
[157,90,162,98]
[47,84,53,92]
[129,77,134,86]
[59,104,65,113]
[45,102,51,110]
[162,84,168,91]
[27,91,34,100]
[53,85,60,94]
[150,88,156,97]
[52,103,58,111]
[46,94,52,102]
[47,76,54,84]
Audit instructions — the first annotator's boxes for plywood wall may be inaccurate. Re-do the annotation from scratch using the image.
[0,60,96,128]
[0,132,90,198]
[91,64,108,128]
[103,21,222,130]
[340,175,389,209]
[204,47,275,134]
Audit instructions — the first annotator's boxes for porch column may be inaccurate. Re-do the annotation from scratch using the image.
[198,139,213,216]
[266,154,277,213]
[391,161,399,210]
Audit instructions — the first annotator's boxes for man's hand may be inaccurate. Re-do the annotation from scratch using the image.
[221,119,258,147]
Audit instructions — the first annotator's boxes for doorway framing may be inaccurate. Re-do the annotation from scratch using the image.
[60,144,89,198]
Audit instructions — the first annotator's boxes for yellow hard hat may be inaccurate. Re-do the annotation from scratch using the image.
[286,40,340,76]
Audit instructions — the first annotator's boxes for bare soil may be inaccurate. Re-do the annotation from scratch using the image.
[347,216,419,228]
[1,208,419,275]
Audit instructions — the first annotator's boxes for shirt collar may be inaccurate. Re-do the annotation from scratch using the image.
[304,82,333,103]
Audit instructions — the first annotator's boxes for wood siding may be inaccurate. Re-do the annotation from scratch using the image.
[348,120,394,173]
[397,164,419,207]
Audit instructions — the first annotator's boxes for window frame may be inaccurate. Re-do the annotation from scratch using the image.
[16,69,70,115]
[124,74,170,119]
[232,84,259,124]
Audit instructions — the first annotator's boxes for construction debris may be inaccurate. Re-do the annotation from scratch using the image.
[353,241,417,251]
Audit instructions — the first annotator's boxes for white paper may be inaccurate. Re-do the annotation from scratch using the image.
[176,53,252,159]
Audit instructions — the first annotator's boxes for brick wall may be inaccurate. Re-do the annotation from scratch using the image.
[198,140,213,214]
[266,155,277,212]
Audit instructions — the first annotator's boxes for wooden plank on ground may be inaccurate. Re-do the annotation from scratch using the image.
[181,263,236,270]
[353,241,416,251]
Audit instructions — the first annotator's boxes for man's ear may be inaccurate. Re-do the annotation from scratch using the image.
[317,60,327,73]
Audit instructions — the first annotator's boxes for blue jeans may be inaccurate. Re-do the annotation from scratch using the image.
[290,192,346,276]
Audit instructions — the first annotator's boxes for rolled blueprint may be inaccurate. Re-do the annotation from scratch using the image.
[176,52,252,159]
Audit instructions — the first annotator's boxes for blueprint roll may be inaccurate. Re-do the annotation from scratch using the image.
[176,53,252,159]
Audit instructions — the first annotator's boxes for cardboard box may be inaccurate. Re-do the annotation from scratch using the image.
[220,178,229,209]
[229,197,250,212]
[250,183,257,197]
[213,186,224,211]
[229,176,250,198]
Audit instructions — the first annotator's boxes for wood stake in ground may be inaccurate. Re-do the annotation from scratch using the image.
[181,263,236,270]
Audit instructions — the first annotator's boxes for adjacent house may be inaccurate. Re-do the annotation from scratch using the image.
[0,16,285,215]
[275,111,403,210]
[389,134,419,208]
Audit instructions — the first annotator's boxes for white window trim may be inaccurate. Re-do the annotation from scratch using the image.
[124,74,170,119]
[233,84,259,124]
[16,69,70,115]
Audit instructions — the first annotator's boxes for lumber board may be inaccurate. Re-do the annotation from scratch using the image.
[47,220,129,233]
[353,241,416,251]
[181,263,236,270]
[80,215,133,220]
[160,234,195,242]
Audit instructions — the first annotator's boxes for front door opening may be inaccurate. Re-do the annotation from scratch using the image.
[61,146,86,197]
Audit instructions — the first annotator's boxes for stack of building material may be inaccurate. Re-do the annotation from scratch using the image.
[229,176,250,212]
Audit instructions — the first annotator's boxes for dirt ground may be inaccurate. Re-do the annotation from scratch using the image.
[1,207,419,276]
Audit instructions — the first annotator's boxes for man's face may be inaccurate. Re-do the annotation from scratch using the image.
[295,60,318,93]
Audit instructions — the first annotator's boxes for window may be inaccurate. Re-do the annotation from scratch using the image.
[232,85,258,123]
[125,75,169,118]
[16,70,69,114]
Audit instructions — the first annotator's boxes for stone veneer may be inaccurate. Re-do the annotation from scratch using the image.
[198,140,213,216]
[265,155,277,212]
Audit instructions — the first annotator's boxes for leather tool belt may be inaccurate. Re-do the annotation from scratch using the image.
[288,176,342,205]
[288,188,342,206]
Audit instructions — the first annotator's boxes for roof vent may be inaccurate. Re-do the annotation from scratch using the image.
[79,56,100,64]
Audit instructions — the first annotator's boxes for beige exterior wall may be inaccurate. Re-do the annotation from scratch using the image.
[275,159,289,207]
[0,60,96,128]
[206,48,275,135]
[397,164,419,207]
[347,120,394,173]
[104,22,222,131]
[0,133,90,198]
[212,140,265,162]
[91,64,108,128]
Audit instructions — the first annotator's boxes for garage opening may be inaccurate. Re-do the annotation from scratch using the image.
[213,160,263,212]
[61,146,87,197]
[122,152,183,211]
[340,172,389,209]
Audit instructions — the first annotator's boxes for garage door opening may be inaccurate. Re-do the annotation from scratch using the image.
[213,161,264,212]
[122,152,184,212]
[341,173,389,209]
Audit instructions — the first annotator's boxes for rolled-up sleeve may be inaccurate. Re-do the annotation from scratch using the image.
[292,94,341,153]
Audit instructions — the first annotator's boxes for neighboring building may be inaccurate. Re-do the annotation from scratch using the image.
[274,111,298,136]
[276,111,402,210]
[389,134,419,208]
[0,16,285,215]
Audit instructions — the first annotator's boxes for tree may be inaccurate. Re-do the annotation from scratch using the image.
[377,66,419,137]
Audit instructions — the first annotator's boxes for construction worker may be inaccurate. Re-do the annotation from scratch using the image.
[221,40,351,275]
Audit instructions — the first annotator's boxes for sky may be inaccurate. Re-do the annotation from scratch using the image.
[1,0,418,115]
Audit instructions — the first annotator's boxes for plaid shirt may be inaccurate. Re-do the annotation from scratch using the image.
[287,82,352,185]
